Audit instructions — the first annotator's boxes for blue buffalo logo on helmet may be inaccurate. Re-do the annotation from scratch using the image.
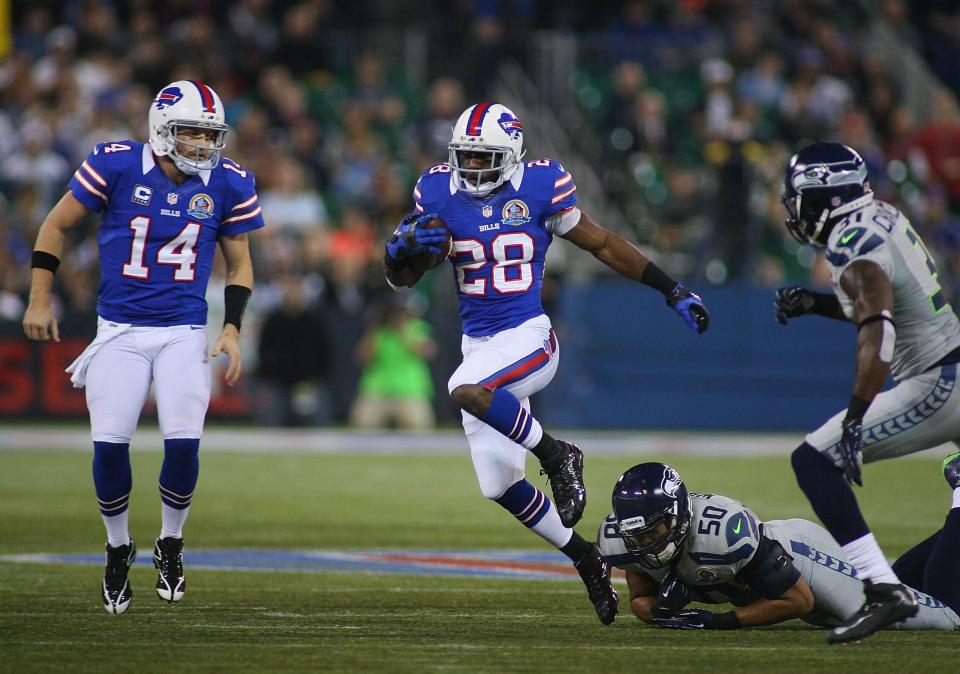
[187,193,214,219]
[501,199,531,226]
[498,112,523,140]
[661,467,683,497]
[154,86,183,110]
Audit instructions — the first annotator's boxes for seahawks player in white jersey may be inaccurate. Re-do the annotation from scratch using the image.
[775,143,960,642]
[597,462,960,632]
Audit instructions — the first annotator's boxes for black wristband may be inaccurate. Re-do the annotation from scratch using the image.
[641,261,677,295]
[31,250,61,274]
[224,284,251,331]
[858,313,895,330]
[710,611,741,630]
[810,292,840,317]
[384,251,407,271]
[845,395,871,423]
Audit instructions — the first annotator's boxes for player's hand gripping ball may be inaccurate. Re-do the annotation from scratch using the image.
[407,214,453,273]
[386,212,453,272]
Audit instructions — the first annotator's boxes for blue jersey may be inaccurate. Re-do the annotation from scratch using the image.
[413,159,578,336]
[69,141,265,326]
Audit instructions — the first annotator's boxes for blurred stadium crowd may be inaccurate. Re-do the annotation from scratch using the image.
[1,0,959,425]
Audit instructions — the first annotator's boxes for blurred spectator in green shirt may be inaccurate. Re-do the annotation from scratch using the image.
[350,295,436,430]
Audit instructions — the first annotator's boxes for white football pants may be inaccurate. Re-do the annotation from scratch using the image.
[82,320,212,443]
[447,314,559,499]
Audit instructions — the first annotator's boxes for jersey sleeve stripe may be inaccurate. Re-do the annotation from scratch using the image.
[414,203,424,213]
[413,186,422,199]
[230,195,258,211]
[551,185,577,204]
[81,160,108,187]
[222,206,262,224]
[73,170,107,201]
[554,173,572,188]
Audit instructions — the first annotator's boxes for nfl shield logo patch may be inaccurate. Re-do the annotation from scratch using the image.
[482,205,493,217]
[167,193,178,205]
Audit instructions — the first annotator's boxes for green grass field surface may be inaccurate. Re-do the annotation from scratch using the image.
[1,449,955,673]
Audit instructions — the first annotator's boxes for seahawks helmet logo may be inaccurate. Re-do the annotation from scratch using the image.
[661,467,682,497]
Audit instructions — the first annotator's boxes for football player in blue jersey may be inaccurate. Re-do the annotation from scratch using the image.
[383,102,710,624]
[22,80,264,614]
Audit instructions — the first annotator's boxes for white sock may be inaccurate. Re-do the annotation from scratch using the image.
[952,488,960,510]
[530,503,574,548]
[160,503,189,540]
[842,532,899,584]
[102,510,130,548]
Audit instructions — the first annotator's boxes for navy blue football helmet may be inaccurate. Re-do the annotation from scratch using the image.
[781,142,873,246]
[611,462,692,569]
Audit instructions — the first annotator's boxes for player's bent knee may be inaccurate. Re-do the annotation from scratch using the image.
[791,442,838,481]
[450,384,485,410]
[478,479,510,501]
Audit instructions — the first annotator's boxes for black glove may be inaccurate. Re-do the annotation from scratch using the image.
[650,605,740,630]
[666,283,710,334]
[839,417,864,487]
[657,573,690,610]
[774,286,817,325]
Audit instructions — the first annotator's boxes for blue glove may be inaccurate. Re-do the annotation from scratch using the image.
[385,212,448,261]
[657,573,691,610]
[650,606,739,630]
[667,283,710,334]
[839,418,864,487]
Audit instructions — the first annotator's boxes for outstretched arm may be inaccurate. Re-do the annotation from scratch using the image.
[22,191,90,342]
[562,212,709,333]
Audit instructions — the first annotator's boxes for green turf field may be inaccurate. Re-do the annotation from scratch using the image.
[0,448,955,673]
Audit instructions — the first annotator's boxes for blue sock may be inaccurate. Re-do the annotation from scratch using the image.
[923,509,960,612]
[479,388,543,449]
[495,479,550,528]
[93,441,132,516]
[892,531,939,590]
[791,442,869,545]
[159,438,200,510]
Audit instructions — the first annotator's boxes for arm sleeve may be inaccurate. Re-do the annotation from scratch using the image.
[831,225,894,280]
[68,145,112,212]
[546,161,577,219]
[545,207,581,236]
[737,536,802,599]
[221,163,265,236]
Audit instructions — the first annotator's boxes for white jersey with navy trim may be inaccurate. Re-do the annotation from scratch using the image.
[68,141,265,327]
[597,494,960,631]
[826,199,960,382]
[413,159,579,337]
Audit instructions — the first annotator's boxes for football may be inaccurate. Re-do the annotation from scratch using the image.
[408,217,453,273]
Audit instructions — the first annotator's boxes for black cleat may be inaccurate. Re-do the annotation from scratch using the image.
[154,537,185,603]
[827,580,918,644]
[575,545,619,625]
[102,540,136,614]
[540,441,586,528]
[943,452,960,490]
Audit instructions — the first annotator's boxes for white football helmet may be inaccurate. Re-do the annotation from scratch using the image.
[148,80,228,175]
[448,102,526,196]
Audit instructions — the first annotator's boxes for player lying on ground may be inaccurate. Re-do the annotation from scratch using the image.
[22,80,263,614]
[383,102,709,624]
[776,142,960,642]
[596,461,960,633]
